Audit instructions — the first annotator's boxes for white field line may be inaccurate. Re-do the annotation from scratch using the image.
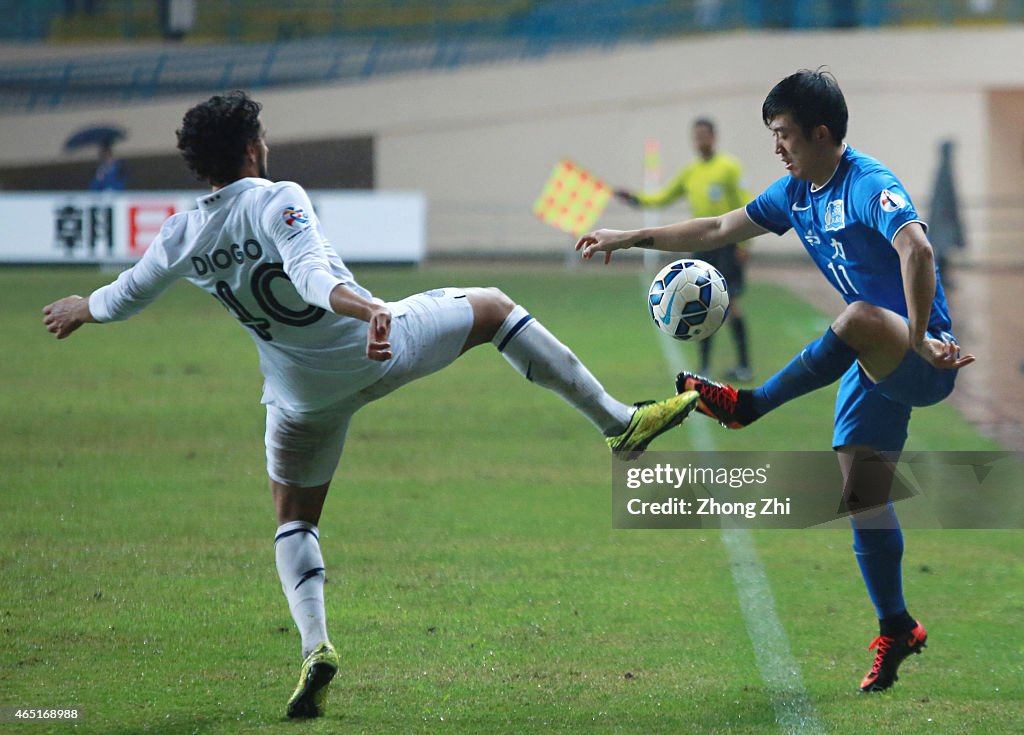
[649,273,826,735]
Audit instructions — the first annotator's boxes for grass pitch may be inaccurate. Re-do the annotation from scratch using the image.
[1,265,1020,734]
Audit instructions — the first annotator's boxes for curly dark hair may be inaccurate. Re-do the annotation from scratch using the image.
[176,91,262,185]
[762,68,848,143]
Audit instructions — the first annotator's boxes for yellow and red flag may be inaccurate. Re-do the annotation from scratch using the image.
[532,159,611,237]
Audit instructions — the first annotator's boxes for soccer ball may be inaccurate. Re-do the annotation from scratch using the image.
[647,259,729,341]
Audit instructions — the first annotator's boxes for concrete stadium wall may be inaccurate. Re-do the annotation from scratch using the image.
[2,27,1022,263]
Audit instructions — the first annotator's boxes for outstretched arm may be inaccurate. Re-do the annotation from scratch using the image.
[615,168,688,209]
[42,295,97,339]
[575,207,766,264]
[44,214,184,340]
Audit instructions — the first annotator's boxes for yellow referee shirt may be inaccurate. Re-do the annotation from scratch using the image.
[635,152,751,218]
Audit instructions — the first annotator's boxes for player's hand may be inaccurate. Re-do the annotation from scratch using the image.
[915,335,975,370]
[614,189,640,207]
[42,295,92,339]
[575,228,640,264]
[366,305,393,361]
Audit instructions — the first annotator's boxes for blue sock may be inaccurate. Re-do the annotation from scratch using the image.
[750,327,857,416]
[851,504,907,619]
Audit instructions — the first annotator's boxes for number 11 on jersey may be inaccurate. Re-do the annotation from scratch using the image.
[826,261,859,295]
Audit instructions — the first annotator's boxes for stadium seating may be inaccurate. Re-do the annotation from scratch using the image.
[0,0,1018,112]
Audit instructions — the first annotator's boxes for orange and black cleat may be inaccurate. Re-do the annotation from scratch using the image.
[859,622,928,692]
[675,371,759,429]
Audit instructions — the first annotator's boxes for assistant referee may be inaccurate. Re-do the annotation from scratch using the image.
[616,118,755,381]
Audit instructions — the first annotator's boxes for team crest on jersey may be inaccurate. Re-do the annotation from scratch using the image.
[282,205,308,226]
[824,199,845,231]
[879,188,907,213]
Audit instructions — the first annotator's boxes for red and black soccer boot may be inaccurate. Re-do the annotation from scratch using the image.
[859,621,928,692]
[675,372,760,429]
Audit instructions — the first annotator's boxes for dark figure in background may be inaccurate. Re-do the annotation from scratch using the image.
[926,140,966,287]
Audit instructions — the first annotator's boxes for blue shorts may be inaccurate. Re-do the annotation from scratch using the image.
[832,342,958,452]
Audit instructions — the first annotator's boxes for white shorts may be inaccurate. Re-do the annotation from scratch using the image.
[265,287,475,487]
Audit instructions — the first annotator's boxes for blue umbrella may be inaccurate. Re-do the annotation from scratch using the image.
[64,125,127,150]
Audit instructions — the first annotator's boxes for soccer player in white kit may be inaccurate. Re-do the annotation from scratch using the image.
[42,91,699,719]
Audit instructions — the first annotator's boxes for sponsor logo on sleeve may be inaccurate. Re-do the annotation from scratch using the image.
[824,199,845,231]
[880,188,907,213]
[282,205,309,226]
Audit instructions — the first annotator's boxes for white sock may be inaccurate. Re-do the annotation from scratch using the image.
[493,305,633,435]
[274,521,329,658]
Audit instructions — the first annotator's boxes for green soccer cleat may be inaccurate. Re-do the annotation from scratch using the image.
[606,391,699,459]
[286,641,340,719]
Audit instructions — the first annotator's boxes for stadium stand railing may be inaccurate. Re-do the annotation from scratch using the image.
[1,0,1022,112]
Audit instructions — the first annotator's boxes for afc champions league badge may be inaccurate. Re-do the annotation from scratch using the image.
[879,188,907,212]
[282,205,309,227]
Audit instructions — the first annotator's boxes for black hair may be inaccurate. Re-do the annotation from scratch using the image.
[762,68,848,143]
[176,91,262,185]
[693,117,716,135]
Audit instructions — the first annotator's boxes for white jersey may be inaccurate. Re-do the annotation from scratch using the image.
[89,177,390,412]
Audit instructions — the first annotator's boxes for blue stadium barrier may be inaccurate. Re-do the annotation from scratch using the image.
[1,0,1021,112]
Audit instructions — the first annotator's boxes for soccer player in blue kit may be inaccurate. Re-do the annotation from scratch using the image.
[577,69,975,692]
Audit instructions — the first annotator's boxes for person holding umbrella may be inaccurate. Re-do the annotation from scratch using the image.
[64,125,127,191]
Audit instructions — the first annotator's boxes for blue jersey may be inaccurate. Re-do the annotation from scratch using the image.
[746,145,952,335]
